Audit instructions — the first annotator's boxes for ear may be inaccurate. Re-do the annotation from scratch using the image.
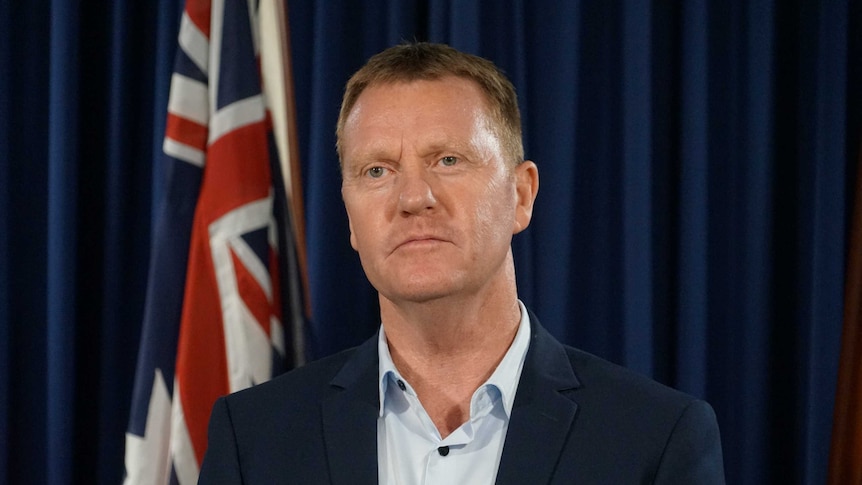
[512,160,539,234]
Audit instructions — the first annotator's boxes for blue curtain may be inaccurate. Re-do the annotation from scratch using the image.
[0,0,183,483]
[0,1,859,484]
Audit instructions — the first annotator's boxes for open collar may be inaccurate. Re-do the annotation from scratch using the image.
[320,310,582,485]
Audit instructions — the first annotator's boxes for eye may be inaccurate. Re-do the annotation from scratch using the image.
[366,166,387,178]
[440,156,458,167]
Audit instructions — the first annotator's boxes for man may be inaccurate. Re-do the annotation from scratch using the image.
[199,42,725,484]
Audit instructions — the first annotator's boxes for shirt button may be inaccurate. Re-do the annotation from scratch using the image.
[397,379,406,391]
[438,446,450,457]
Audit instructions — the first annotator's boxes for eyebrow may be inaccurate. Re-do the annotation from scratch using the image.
[350,136,472,161]
[415,136,477,158]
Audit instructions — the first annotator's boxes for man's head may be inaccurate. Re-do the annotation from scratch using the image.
[338,43,538,306]
[336,42,524,168]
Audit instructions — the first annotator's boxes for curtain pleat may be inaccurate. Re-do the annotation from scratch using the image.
[676,0,709,399]
[798,2,848,482]
[0,0,10,479]
[46,0,80,482]
[735,3,773,481]
[621,0,654,376]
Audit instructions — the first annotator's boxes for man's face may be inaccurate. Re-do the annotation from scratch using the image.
[340,76,536,305]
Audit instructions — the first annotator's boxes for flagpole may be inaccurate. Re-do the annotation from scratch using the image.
[262,0,311,321]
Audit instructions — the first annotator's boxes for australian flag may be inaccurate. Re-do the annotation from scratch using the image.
[123,0,305,483]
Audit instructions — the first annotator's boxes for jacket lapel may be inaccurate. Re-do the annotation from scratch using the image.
[322,334,380,485]
[317,315,580,485]
[495,317,581,485]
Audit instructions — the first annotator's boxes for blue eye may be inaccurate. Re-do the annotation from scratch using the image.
[440,156,458,166]
[367,166,386,178]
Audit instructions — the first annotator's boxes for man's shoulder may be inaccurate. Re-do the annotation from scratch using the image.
[554,341,715,435]
[564,344,694,405]
[522,336,724,482]
[223,344,364,411]
[528,316,699,411]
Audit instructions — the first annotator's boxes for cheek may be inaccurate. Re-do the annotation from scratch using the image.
[349,228,358,251]
[345,199,388,256]
[348,212,372,248]
[343,196,367,251]
[471,179,516,244]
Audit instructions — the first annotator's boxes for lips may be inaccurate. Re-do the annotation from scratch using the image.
[392,234,449,252]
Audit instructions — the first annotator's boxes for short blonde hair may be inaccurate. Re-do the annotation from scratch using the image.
[336,42,524,167]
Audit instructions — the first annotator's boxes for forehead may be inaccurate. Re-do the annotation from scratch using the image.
[342,77,493,150]
[357,74,489,107]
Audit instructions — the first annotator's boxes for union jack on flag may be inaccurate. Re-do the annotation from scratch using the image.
[123,0,305,483]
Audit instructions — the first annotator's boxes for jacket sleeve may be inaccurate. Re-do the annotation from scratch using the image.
[653,399,726,484]
[198,397,243,484]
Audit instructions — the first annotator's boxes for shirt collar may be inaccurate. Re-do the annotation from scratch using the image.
[377,327,402,417]
[377,300,532,418]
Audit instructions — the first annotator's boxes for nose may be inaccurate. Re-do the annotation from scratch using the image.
[397,166,437,215]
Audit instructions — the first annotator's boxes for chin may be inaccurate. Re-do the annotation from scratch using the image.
[378,278,464,304]
[384,286,453,304]
[369,264,475,302]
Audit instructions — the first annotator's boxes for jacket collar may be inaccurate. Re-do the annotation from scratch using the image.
[322,331,380,485]
[320,311,581,485]
[494,310,581,484]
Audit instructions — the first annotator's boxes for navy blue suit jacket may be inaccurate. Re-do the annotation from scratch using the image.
[199,314,725,484]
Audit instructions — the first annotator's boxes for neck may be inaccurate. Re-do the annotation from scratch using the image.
[381,296,520,360]
[379,272,522,437]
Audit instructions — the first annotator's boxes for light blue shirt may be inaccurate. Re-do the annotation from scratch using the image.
[377,301,532,485]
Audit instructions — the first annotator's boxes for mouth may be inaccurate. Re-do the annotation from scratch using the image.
[393,235,449,252]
